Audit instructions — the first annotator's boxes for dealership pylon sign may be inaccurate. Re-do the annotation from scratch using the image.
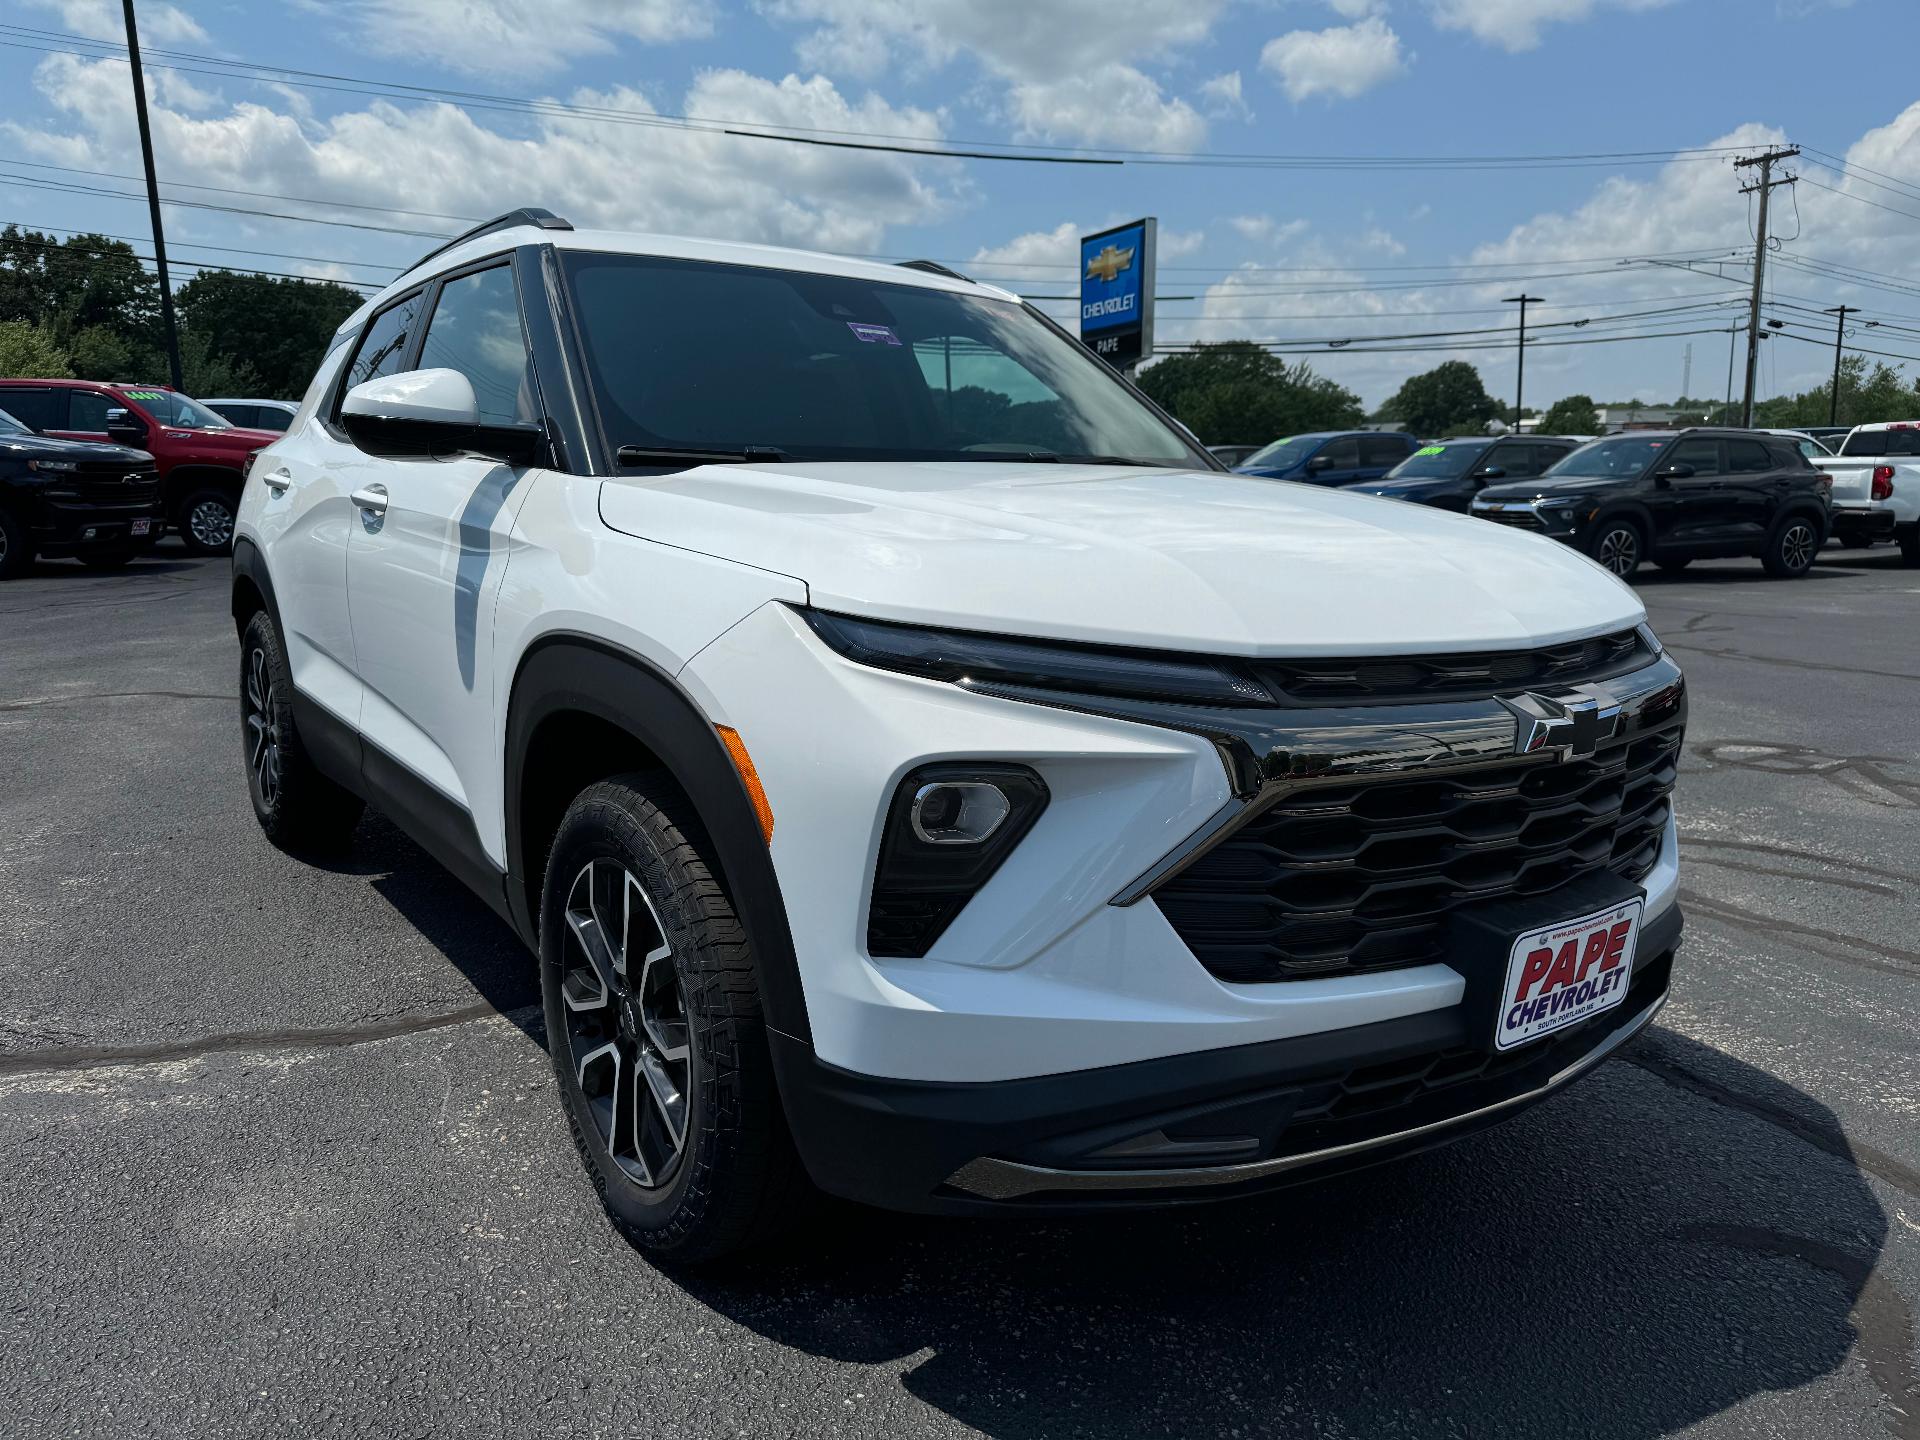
[1080,217,1155,370]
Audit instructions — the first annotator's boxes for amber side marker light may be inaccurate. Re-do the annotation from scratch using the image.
[716,725,774,843]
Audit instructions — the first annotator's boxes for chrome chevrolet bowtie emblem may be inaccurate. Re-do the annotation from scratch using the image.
[1085,244,1136,283]
[1500,689,1622,762]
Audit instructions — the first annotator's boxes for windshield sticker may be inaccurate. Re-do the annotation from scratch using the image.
[847,321,902,347]
[1413,445,1447,457]
[122,390,167,401]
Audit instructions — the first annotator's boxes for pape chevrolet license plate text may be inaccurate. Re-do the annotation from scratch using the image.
[1495,899,1642,1051]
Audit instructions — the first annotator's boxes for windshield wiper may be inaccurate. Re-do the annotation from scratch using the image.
[616,443,792,466]
[1055,454,1178,468]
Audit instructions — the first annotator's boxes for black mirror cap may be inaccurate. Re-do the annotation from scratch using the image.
[1475,467,1506,480]
[1656,462,1695,480]
[341,410,547,466]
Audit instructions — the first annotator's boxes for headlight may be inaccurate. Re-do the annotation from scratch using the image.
[800,608,1275,707]
[26,459,79,473]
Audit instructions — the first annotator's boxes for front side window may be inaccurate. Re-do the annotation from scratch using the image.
[1318,437,1361,469]
[562,253,1205,467]
[68,390,114,431]
[343,291,425,396]
[1665,438,1721,474]
[417,265,536,427]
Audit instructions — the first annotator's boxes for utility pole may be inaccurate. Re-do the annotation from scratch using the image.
[1724,324,1738,424]
[1823,304,1857,426]
[1503,294,1542,432]
[1733,145,1798,427]
[121,0,183,391]
[1681,342,1693,404]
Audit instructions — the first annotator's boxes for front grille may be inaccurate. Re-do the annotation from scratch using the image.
[1155,720,1682,984]
[1253,629,1648,706]
[1477,507,1542,530]
[62,465,160,502]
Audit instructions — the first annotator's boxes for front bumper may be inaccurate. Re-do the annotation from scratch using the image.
[774,903,1679,1212]
[26,494,166,555]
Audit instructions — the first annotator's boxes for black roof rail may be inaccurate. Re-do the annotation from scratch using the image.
[407,207,573,275]
[896,259,973,283]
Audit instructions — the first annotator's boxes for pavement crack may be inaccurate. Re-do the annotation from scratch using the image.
[1681,888,1920,980]
[0,1002,540,1079]
[1663,638,1920,686]
[1678,1223,1919,1440]
[1679,835,1920,889]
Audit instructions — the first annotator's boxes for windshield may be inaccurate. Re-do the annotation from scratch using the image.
[1384,441,1489,481]
[1240,436,1322,469]
[1840,427,1920,457]
[116,388,231,430]
[1542,435,1669,479]
[0,408,28,437]
[563,253,1206,467]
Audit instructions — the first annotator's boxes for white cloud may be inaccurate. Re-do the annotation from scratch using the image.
[1327,0,1388,14]
[969,220,1080,274]
[763,0,1229,150]
[1261,17,1408,102]
[5,54,961,257]
[337,0,713,77]
[1230,214,1311,244]
[28,0,205,43]
[1427,0,1673,53]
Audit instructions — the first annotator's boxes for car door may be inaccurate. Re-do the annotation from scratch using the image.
[1646,437,1728,551]
[343,256,546,865]
[1722,436,1785,545]
[1307,435,1363,485]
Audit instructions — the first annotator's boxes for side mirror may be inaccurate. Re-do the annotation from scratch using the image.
[1655,462,1695,482]
[340,368,544,465]
[104,407,147,446]
[1305,454,1334,472]
[1474,466,1507,481]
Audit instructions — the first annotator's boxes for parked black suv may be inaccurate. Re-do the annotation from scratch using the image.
[1349,434,1583,512]
[1471,428,1831,579]
[0,405,162,579]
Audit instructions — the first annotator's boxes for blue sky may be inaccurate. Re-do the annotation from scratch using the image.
[3,0,1918,410]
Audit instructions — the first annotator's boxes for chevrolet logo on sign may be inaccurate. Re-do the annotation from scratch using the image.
[1085,244,1135,284]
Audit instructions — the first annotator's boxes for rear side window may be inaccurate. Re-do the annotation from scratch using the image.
[1665,438,1721,473]
[1727,439,1772,473]
[0,387,61,430]
[416,264,536,426]
[343,291,425,395]
[250,407,291,433]
[1841,427,1920,457]
[67,390,115,430]
[209,403,256,427]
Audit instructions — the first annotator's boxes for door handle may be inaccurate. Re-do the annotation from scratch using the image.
[350,482,389,517]
[261,468,292,494]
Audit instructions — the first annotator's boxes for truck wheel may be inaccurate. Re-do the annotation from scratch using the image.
[1588,520,1643,578]
[1762,515,1820,579]
[540,776,809,1263]
[0,506,31,580]
[1900,526,1920,569]
[239,611,364,851]
[179,487,238,556]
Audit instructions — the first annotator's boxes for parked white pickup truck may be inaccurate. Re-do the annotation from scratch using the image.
[1811,422,1920,563]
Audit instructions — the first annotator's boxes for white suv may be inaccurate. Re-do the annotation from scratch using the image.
[233,208,1687,1260]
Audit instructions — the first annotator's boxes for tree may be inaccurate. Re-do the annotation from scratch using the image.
[0,228,159,345]
[1750,355,1920,429]
[175,270,361,398]
[1135,341,1364,444]
[0,321,73,378]
[1379,360,1500,437]
[1539,394,1600,435]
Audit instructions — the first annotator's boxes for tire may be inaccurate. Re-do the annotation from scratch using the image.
[540,776,809,1263]
[1762,514,1821,579]
[1655,557,1691,574]
[178,485,238,556]
[1588,519,1643,578]
[1900,526,1920,569]
[0,506,31,580]
[239,610,364,851]
[78,550,136,570]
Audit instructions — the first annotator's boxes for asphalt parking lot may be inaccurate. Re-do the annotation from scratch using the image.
[2,542,1916,1440]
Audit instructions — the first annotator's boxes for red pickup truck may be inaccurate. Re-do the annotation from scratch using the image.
[0,378,278,555]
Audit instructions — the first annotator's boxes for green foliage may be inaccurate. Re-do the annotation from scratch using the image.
[1380,360,1501,437]
[0,320,73,378]
[178,327,262,398]
[1134,341,1364,444]
[66,324,144,380]
[0,228,159,343]
[1741,356,1920,429]
[176,270,360,398]
[1538,393,1600,434]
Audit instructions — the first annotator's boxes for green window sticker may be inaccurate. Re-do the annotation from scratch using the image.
[1414,445,1447,457]
[122,390,167,401]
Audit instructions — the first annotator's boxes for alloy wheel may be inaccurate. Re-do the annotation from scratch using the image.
[188,497,235,549]
[1597,527,1639,576]
[559,858,692,1188]
[243,646,282,807]
[1781,522,1816,573]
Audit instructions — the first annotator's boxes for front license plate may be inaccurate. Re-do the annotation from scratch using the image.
[130,518,152,536]
[1495,898,1642,1051]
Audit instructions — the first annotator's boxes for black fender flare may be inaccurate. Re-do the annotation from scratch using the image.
[1587,502,1655,550]
[230,536,280,632]
[504,635,812,1047]
[1774,499,1831,539]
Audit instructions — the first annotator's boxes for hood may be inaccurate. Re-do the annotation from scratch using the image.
[1233,463,1303,479]
[0,435,152,464]
[1477,476,1621,503]
[597,461,1644,656]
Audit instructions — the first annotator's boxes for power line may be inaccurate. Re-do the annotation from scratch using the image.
[0,229,381,288]
[0,157,481,224]
[1798,174,1920,226]
[0,169,450,236]
[0,218,404,273]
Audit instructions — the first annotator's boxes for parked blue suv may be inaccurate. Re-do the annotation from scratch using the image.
[1234,430,1420,486]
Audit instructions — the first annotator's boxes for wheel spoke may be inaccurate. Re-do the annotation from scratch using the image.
[562,908,617,1009]
[639,1044,688,1148]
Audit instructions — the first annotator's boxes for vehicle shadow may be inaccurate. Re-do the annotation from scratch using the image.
[673,1029,1891,1439]
[15,557,204,581]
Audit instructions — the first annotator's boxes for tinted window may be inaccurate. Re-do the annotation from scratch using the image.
[0,388,61,430]
[1360,435,1411,467]
[208,403,255,427]
[1666,439,1721,473]
[249,406,291,433]
[1481,443,1532,476]
[1318,437,1361,469]
[1841,427,1920,457]
[563,253,1201,465]
[1727,439,1772,473]
[417,265,536,427]
[343,291,425,396]
[67,390,115,431]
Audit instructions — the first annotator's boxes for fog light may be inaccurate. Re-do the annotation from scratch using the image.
[911,781,1010,845]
